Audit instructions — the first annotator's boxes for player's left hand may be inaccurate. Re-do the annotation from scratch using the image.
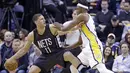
[53,22,63,30]
[77,21,84,27]
[4,58,18,71]
[9,70,16,73]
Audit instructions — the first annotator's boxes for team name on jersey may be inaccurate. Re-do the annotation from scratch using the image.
[37,38,52,48]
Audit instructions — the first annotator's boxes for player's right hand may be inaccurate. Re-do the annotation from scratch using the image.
[4,58,18,71]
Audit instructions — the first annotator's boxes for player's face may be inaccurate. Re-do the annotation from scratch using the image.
[76,6,82,14]
[72,10,78,19]
[36,15,46,28]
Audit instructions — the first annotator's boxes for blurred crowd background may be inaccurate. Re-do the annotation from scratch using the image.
[1,0,130,73]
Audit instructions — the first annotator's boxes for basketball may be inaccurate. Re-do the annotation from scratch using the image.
[4,59,18,71]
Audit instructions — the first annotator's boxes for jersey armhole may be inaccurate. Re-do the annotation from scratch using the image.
[49,24,58,36]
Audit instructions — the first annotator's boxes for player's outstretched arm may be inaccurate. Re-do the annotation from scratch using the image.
[54,13,88,31]
[10,32,33,60]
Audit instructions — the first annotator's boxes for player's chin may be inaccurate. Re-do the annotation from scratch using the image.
[40,25,45,28]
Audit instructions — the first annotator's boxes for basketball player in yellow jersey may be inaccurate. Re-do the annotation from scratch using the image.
[54,0,114,73]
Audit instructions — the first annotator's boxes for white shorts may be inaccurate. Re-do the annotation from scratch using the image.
[78,46,103,68]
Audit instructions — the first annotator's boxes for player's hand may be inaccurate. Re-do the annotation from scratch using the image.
[4,58,18,71]
[9,70,16,73]
[53,22,63,30]
[77,21,84,27]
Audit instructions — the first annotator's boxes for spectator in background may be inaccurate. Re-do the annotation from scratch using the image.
[18,28,28,49]
[121,22,130,40]
[0,39,28,73]
[104,33,116,47]
[19,28,28,42]
[116,0,125,15]
[124,32,130,45]
[11,31,16,39]
[120,0,126,10]
[103,33,121,58]
[118,0,130,22]
[88,46,115,73]
[43,0,67,23]
[96,0,117,14]
[103,46,114,70]
[112,42,130,73]
[0,31,14,72]
[0,31,13,60]
[0,29,7,46]
[0,31,4,45]
[104,15,124,42]
[94,0,114,42]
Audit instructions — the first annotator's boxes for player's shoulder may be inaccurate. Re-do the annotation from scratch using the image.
[78,13,89,22]
[48,24,58,36]
[26,31,34,41]
[49,24,57,30]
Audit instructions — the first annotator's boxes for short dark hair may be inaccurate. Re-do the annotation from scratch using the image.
[32,13,42,23]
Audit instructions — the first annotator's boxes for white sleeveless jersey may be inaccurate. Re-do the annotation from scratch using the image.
[80,14,103,62]
[63,21,80,46]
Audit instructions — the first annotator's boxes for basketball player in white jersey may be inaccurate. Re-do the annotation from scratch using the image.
[54,0,114,73]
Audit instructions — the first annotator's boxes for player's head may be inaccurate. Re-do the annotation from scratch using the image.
[72,9,78,19]
[76,0,89,14]
[32,13,46,28]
